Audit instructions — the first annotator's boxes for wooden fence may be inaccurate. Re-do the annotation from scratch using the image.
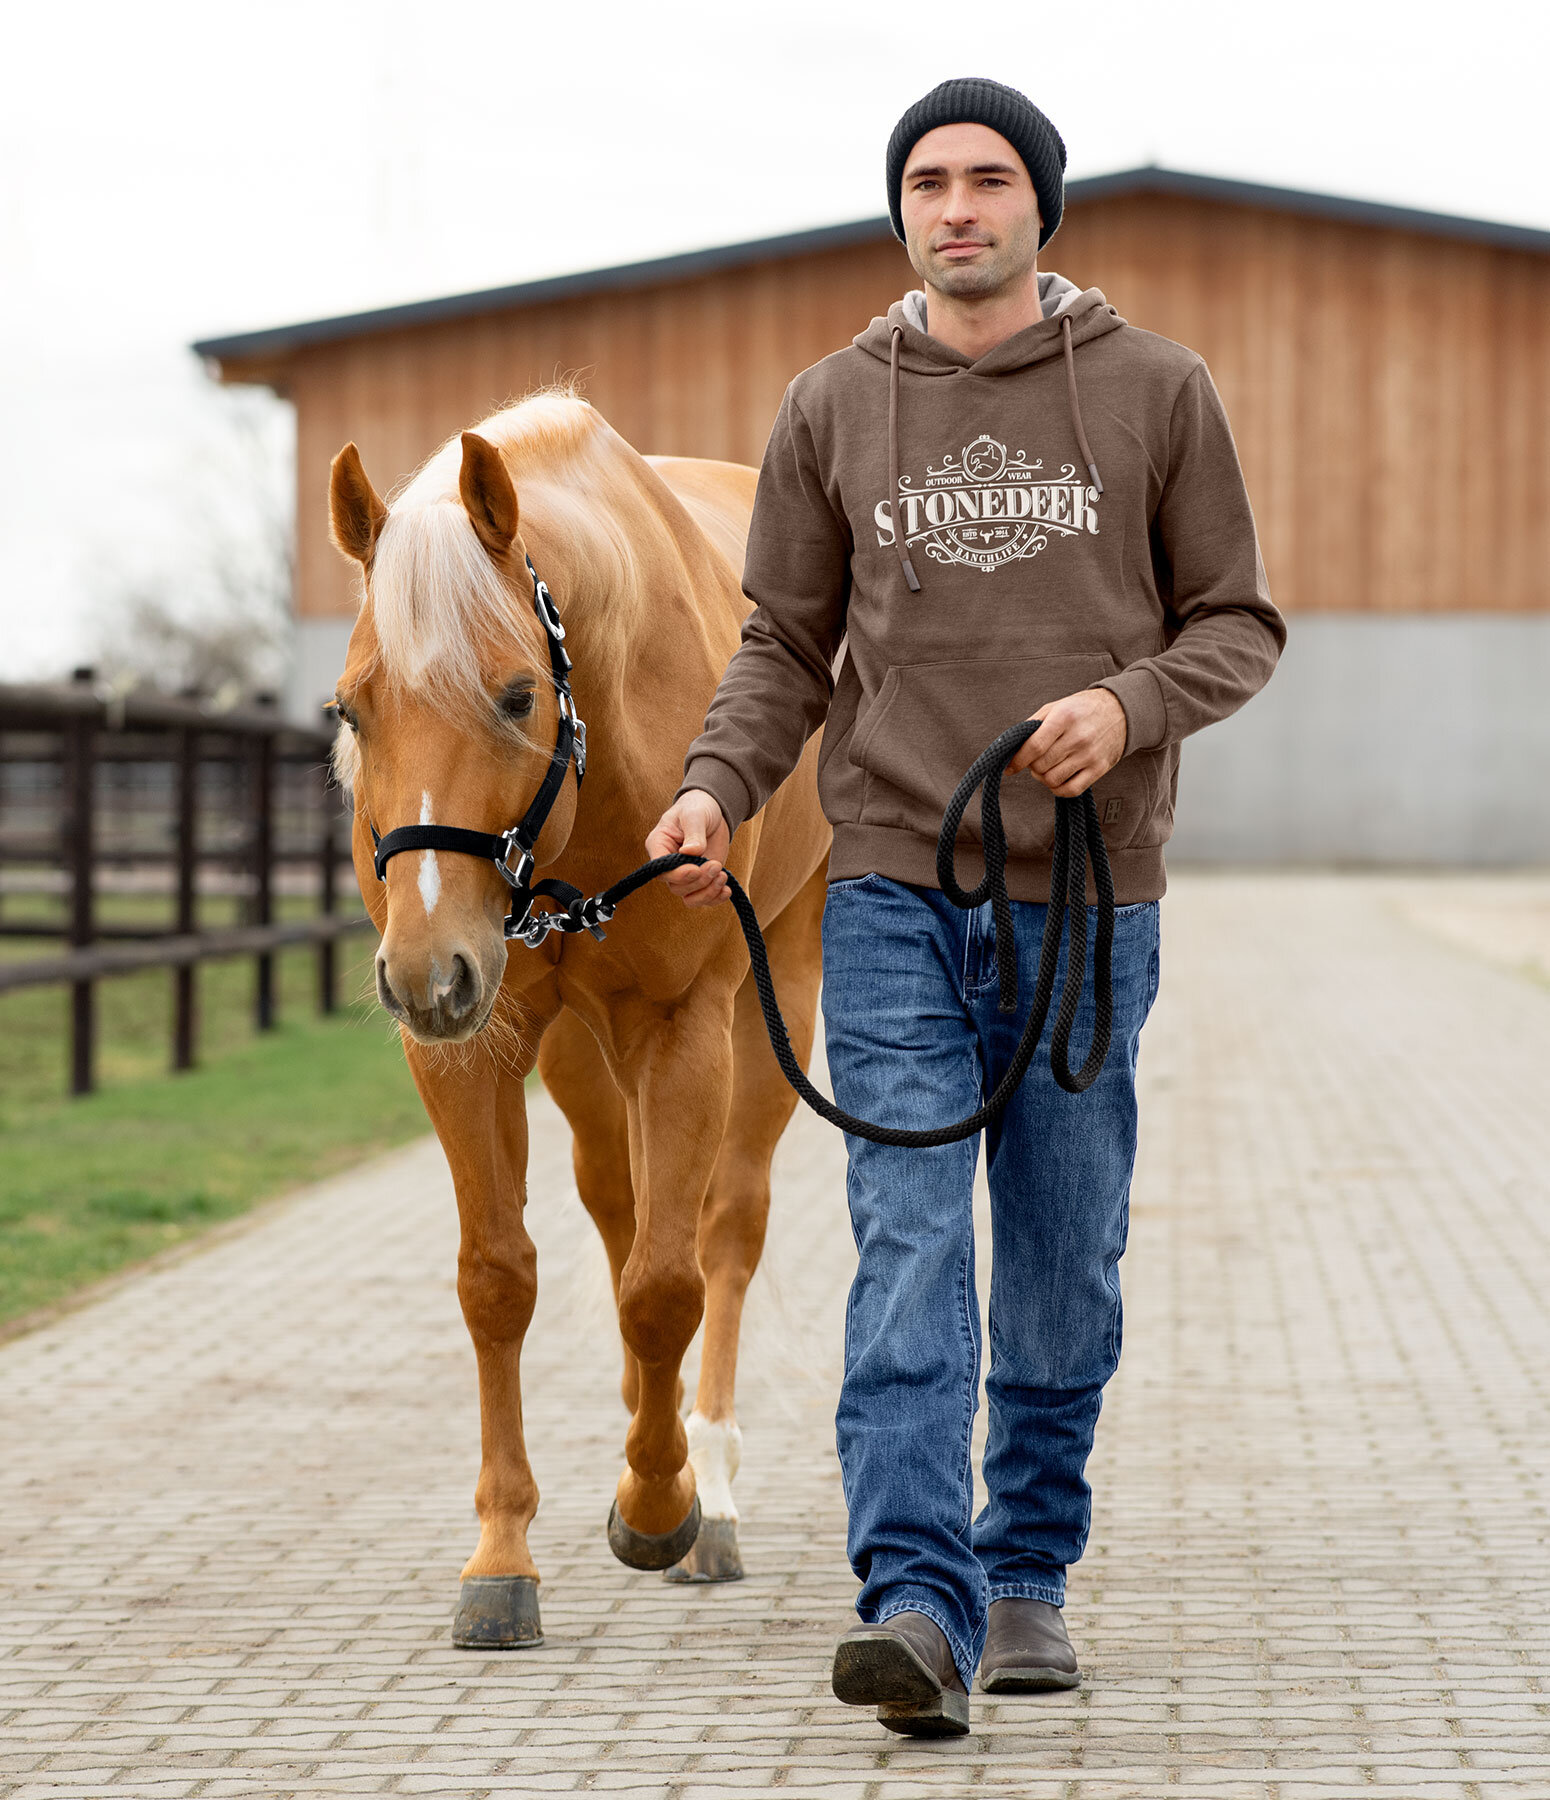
[0,674,372,1095]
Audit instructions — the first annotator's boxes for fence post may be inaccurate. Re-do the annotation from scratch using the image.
[173,726,199,1070]
[251,729,275,1031]
[64,712,96,1096]
[318,779,338,1016]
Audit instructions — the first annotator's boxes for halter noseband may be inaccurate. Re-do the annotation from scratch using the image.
[369,554,610,948]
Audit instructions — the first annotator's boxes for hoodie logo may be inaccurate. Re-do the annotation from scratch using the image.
[874,435,1100,573]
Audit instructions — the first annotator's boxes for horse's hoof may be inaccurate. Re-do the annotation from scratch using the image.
[607,1493,702,1571]
[664,1515,744,1583]
[451,1575,544,1649]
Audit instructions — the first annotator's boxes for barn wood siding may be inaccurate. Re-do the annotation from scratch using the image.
[224,194,1550,624]
[1053,195,1550,621]
[276,239,912,624]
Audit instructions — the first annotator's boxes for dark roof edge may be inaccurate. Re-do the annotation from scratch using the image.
[192,215,900,364]
[194,166,1550,365]
[1080,165,1550,254]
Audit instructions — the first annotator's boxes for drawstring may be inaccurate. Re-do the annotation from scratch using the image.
[1062,314,1104,495]
[888,327,922,593]
[887,311,1104,594]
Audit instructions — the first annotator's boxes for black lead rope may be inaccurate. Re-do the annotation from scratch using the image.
[366,552,1114,1143]
[549,718,1116,1147]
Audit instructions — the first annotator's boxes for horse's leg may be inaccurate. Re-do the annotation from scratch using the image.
[600,983,738,1569]
[537,1008,643,1413]
[666,861,828,1583]
[406,1005,554,1649]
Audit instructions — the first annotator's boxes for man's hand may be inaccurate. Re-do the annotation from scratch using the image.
[646,791,731,907]
[1010,688,1129,796]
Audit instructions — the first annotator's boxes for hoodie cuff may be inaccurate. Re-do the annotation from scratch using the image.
[675,758,754,839]
[1092,667,1168,755]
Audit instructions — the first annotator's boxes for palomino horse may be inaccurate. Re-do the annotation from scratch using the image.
[327,391,830,1646]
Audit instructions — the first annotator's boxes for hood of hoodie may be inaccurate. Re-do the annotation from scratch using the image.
[854,269,1125,374]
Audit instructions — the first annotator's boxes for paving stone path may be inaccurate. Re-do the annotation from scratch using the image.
[2,874,1548,1799]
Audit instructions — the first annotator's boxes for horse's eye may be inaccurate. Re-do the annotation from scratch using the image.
[333,698,360,733]
[499,683,536,721]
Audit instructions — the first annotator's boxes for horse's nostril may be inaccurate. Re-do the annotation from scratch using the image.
[447,953,480,1020]
[375,956,407,1019]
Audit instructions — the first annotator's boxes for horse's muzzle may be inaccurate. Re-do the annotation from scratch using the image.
[376,946,489,1042]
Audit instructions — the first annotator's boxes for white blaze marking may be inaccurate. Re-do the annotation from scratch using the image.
[417,790,441,917]
[686,1411,742,1521]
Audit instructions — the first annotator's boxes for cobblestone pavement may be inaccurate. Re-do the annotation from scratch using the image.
[2,874,1548,1799]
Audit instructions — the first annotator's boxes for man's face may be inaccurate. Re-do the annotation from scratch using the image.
[899,121,1041,300]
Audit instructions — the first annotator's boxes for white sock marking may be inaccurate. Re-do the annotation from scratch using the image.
[686,1411,742,1521]
[417,790,440,917]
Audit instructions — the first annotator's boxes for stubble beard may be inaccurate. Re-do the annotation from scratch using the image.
[911,208,1040,303]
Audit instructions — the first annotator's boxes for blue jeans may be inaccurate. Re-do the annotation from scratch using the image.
[820,873,1161,1688]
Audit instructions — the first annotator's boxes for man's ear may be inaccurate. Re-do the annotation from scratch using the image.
[329,443,387,564]
[459,431,519,555]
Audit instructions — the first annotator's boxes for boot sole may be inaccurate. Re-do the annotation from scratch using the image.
[980,1662,1082,1694]
[877,1693,971,1736]
[832,1631,971,1737]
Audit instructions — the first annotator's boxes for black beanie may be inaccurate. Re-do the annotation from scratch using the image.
[886,77,1067,250]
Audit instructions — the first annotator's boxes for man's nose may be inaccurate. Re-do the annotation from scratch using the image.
[940,181,979,224]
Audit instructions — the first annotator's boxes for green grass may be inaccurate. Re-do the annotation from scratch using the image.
[0,920,432,1328]
[0,888,369,1108]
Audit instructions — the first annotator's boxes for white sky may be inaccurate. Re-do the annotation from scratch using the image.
[3,0,1547,676]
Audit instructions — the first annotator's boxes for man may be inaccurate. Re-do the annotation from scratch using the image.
[646,77,1284,1737]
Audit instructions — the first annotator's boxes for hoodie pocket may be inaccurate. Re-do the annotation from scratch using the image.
[850,654,1158,857]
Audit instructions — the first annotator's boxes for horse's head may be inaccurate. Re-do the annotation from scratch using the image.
[328,429,579,1044]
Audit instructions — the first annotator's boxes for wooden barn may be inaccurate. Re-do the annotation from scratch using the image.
[196,167,1550,863]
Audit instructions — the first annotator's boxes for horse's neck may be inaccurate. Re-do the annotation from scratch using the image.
[518,460,639,658]
[521,467,732,844]
[522,460,726,690]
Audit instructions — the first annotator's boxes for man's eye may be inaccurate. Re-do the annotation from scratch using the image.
[499,684,536,720]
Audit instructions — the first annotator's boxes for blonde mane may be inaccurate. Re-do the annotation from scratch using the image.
[366,386,647,699]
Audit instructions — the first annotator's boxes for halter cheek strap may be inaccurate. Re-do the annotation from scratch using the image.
[369,554,604,946]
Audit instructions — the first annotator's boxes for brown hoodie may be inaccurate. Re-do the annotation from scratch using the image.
[677,272,1285,903]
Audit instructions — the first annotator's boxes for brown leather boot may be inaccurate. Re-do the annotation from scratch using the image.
[977,1597,1082,1692]
[831,1610,971,1737]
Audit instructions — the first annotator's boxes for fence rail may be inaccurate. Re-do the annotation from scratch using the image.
[0,916,372,993]
[0,673,373,1096]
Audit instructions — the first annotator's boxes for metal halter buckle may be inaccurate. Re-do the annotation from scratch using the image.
[495,835,535,891]
[557,689,587,781]
[532,578,566,642]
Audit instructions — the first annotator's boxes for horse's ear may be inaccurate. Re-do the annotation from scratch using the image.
[459,431,519,555]
[329,443,387,564]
